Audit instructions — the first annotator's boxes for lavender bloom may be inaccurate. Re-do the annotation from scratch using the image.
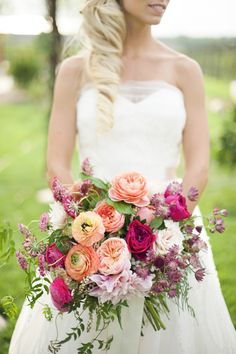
[39,213,49,232]
[189,254,201,269]
[81,157,94,176]
[62,196,79,218]
[220,208,228,217]
[51,177,70,202]
[187,186,199,201]
[80,179,92,195]
[18,223,31,238]
[167,269,182,283]
[135,265,150,279]
[38,254,46,276]
[195,268,206,281]
[168,287,177,298]
[151,279,169,293]
[153,256,165,269]
[16,250,28,270]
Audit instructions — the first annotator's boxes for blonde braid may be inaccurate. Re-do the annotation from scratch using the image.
[78,0,127,137]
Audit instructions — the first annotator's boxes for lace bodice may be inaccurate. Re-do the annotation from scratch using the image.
[76,80,186,193]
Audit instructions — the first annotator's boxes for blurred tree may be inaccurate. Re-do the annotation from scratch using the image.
[45,0,62,96]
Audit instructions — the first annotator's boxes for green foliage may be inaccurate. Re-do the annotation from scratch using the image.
[0,296,18,321]
[8,45,41,89]
[0,222,15,268]
[217,106,236,167]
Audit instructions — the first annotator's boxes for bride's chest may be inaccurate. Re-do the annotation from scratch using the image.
[76,85,187,139]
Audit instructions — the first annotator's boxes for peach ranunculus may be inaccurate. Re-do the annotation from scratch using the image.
[94,200,125,234]
[97,237,131,275]
[136,205,156,224]
[108,171,150,207]
[65,244,100,282]
[72,211,105,246]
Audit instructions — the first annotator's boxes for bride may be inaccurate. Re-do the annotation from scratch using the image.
[9,0,236,353]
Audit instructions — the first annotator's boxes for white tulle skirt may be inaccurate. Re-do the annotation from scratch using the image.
[9,206,236,354]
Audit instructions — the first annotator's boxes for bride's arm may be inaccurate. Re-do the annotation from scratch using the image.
[177,57,210,214]
[46,56,84,188]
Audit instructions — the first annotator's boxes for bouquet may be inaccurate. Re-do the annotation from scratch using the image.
[14,157,228,353]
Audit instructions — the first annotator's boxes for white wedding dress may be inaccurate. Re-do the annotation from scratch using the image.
[9,80,236,354]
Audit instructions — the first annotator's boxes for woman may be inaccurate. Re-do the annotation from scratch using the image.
[9,0,236,353]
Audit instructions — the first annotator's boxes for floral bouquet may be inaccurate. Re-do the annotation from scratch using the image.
[14,158,228,354]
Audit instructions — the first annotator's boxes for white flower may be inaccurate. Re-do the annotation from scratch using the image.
[154,219,184,255]
[48,201,67,231]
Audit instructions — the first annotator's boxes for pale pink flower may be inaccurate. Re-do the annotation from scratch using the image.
[135,205,156,224]
[154,219,183,255]
[97,238,131,275]
[89,269,153,305]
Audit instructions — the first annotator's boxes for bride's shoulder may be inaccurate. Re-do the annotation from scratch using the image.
[55,55,87,89]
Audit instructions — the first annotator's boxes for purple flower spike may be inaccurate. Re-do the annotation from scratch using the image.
[18,223,31,238]
[187,186,199,201]
[16,250,28,270]
[39,213,49,232]
[81,157,94,176]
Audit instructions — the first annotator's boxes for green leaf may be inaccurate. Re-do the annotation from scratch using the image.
[105,197,133,215]
[150,217,163,229]
[0,295,18,320]
[80,172,109,191]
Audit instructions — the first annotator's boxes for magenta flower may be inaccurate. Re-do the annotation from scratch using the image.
[126,219,156,260]
[164,181,183,198]
[49,277,72,312]
[39,212,49,232]
[45,243,65,268]
[165,194,191,221]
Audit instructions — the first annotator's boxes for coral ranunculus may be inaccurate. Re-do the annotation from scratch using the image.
[108,171,150,207]
[126,219,156,260]
[65,244,100,282]
[165,194,191,221]
[94,200,125,233]
[45,243,65,268]
[49,277,72,312]
[97,237,131,275]
[72,211,105,246]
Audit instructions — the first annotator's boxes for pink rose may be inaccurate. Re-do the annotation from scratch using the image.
[108,171,149,207]
[165,194,191,221]
[97,238,131,275]
[136,205,156,224]
[49,277,72,312]
[94,200,125,233]
[126,219,156,260]
[45,243,65,268]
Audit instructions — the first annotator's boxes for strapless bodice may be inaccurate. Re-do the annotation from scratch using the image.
[76,80,186,193]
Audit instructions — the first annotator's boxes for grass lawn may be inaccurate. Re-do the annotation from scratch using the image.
[0,76,235,352]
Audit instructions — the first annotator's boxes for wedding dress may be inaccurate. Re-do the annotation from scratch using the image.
[9,80,236,354]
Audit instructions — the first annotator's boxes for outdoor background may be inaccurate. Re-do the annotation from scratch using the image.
[0,1,236,353]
